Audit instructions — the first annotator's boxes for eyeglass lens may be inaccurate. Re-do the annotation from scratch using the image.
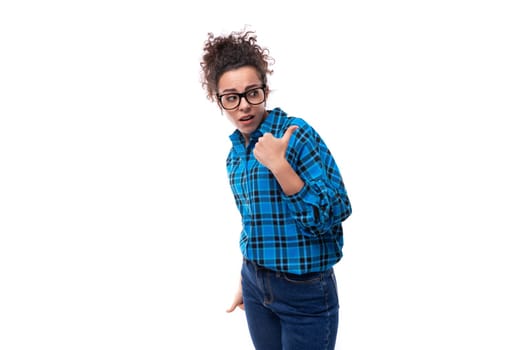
[219,87,265,110]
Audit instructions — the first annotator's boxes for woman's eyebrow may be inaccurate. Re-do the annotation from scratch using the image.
[220,84,260,94]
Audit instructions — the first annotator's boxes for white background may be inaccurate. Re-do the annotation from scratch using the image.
[1,1,524,349]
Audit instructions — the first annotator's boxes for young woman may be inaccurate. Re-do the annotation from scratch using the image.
[200,28,352,350]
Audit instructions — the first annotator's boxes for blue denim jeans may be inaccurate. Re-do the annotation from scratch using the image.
[241,259,339,350]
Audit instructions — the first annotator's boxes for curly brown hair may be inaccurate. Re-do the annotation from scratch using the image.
[200,29,274,103]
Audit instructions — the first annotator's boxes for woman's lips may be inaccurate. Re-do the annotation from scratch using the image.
[238,115,255,126]
[239,115,254,122]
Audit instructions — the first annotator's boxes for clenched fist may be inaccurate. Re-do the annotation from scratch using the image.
[253,125,299,172]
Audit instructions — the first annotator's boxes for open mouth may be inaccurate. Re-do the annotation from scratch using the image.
[239,115,254,122]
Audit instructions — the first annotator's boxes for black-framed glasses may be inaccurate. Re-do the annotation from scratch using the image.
[217,85,266,110]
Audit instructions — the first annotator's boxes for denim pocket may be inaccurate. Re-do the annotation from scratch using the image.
[331,272,339,299]
[282,271,323,284]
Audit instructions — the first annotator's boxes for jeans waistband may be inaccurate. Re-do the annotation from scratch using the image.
[243,257,333,277]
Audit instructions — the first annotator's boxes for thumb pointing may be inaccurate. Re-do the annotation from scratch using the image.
[282,125,299,143]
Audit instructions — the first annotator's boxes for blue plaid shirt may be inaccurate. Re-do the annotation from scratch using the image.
[227,108,351,274]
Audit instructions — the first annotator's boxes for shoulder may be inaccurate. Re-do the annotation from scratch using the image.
[285,116,321,146]
[269,108,314,136]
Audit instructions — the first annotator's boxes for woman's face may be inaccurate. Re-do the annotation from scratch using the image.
[217,66,268,143]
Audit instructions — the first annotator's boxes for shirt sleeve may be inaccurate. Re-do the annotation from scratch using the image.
[284,123,352,236]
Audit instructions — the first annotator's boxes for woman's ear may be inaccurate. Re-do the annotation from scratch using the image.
[264,86,270,106]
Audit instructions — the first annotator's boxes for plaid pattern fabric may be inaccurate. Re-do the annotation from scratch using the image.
[227,108,351,274]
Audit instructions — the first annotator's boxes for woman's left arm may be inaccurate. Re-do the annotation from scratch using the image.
[283,126,352,236]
